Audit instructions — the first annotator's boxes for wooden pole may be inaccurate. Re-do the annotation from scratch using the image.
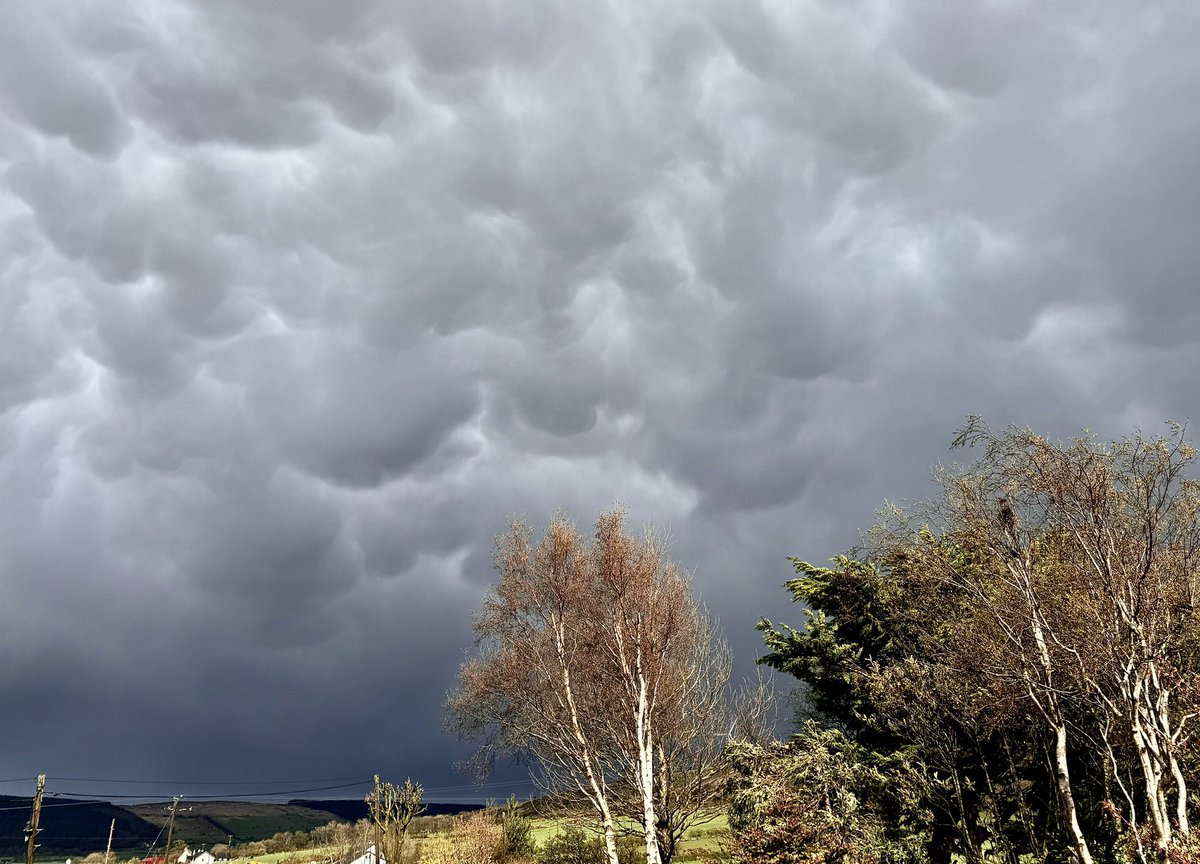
[25,774,45,864]
[369,776,380,864]
[104,818,115,864]
[163,798,180,864]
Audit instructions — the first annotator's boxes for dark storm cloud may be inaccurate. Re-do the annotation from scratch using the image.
[4,0,1200,800]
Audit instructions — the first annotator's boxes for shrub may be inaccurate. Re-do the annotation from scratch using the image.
[536,828,643,864]
[428,811,504,864]
[537,828,605,864]
[494,797,535,862]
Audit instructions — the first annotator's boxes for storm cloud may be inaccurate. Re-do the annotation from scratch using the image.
[4,0,1200,802]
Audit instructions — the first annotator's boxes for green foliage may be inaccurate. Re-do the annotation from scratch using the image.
[751,421,1200,864]
[536,828,605,864]
[727,722,931,864]
[758,556,912,725]
[366,776,426,864]
[495,796,536,862]
[534,828,641,864]
[753,552,1075,863]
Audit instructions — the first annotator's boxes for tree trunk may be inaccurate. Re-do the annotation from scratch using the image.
[1131,674,1172,856]
[1054,721,1094,864]
[1170,752,1189,837]
[558,626,622,864]
[636,666,662,864]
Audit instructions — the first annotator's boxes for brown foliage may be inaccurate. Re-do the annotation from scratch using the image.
[880,420,1200,864]
[449,508,733,864]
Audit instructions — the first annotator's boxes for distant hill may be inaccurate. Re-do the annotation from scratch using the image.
[0,796,487,857]
[127,801,344,846]
[288,800,483,822]
[0,795,159,857]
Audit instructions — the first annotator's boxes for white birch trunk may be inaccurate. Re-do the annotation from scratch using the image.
[556,623,622,864]
[636,670,661,864]
[1130,672,1173,854]
[1053,721,1094,864]
[1171,752,1190,836]
[1022,570,1093,864]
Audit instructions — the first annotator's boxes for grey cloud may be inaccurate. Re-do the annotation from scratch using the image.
[893,0,1028,98]
[398,0,564,76]
[0,7,131,159]
[5,0,1200,795]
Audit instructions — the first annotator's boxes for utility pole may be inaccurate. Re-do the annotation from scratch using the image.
[369,776,381,864]
[104,818,116,864]
[24,774,45,864]
[163,798,181,864]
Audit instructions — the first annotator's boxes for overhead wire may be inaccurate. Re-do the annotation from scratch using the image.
[47,776,368,786]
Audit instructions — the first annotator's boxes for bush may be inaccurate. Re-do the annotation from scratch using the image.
[428,811,504,864]
[537,828,605,864]
[536,828,643,864]
[494,797,535,862]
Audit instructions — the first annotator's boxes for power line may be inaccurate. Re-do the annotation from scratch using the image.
[47,776,368,786]
[0,777,531,809]
[419,780,531,793]
[0,800,107,813]
[51,780,374,801]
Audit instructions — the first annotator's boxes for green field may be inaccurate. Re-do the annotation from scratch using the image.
[528,814,730,860]
[203,808,731,863]
[226,846,339,864]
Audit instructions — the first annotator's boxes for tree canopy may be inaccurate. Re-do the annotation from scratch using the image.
[448,508,733,864]
[754,421,1200,864]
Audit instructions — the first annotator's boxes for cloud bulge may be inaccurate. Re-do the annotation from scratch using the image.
[3,0,1200,800]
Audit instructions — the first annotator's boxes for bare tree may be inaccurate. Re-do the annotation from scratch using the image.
[366,775,425,864]
[448,508,734,864]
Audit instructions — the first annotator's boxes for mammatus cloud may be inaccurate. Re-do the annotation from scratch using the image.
[3,0,1200,797]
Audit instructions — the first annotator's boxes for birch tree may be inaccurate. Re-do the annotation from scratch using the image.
[449,515,623,864]
[907,420,1200,863]
[587,510,733,864]
[448,508,733,864]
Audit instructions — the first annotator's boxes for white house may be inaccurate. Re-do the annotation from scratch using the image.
[178,849,216,864]
[346,843,386,864]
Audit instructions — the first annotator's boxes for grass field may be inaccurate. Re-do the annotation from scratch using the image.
[218,809,732,864]
[528,813,730,860]
[226,846,338,864]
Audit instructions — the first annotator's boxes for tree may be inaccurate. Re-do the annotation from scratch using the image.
[758,556,1013,864]
[448,508,733,864]
[366,775,425,864]
[918,419,1200,862]
[758,421,1200,864]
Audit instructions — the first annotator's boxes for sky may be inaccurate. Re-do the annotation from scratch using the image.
[3,0,1200,812]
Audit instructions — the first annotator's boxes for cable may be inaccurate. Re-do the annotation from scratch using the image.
[419,780,531,793]
[0,800,113,812]
[48,776,367,786]
[0,777,529,809]
[51,780,373,801]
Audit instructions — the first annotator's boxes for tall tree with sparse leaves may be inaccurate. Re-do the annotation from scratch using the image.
[448,508,733,864]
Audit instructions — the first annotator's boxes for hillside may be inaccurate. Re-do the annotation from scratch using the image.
[0,796,160,857]
[0,797,489,858]
[287,800,483,823]
[126,802,344,846]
